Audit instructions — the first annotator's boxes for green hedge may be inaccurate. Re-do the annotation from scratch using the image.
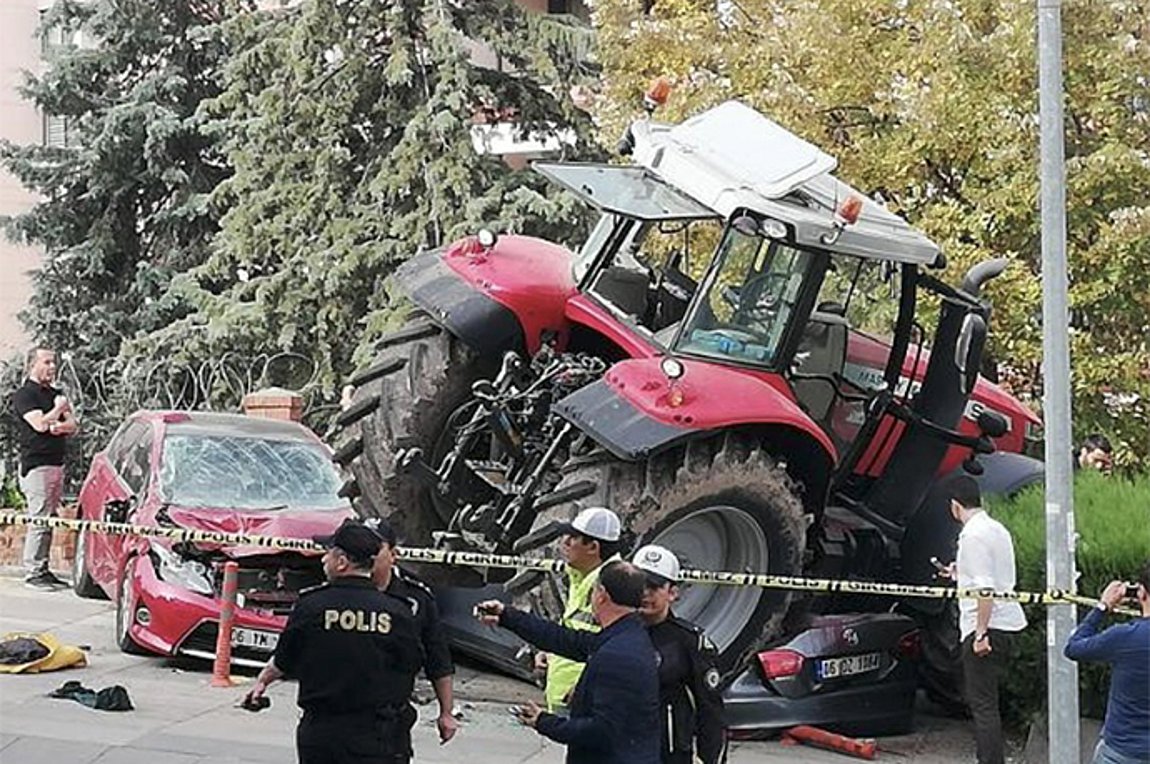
[990,471,1150,724]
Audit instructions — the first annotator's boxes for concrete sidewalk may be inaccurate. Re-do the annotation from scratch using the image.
[0,574,986,763]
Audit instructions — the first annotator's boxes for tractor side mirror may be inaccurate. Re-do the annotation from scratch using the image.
[976,410,1009,439]
[954,313,987,395]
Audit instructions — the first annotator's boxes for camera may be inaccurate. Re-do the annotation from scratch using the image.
[1125,584,1141,600]
[473,602,501,617]
[240,695,271,712]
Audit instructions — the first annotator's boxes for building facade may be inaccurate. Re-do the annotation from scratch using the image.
[0,0,47,360]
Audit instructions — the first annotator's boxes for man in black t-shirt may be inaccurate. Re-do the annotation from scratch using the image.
[11,347,78,590]
[244,519,424,763]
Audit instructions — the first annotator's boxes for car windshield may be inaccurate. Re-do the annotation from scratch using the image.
[159,434,346,510]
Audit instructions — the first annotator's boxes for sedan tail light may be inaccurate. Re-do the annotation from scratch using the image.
[897,630,923,660]
[757,648,805,678]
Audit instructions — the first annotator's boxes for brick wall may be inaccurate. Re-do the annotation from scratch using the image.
[0,503,77,573]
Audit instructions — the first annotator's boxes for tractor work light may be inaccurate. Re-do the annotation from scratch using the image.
[660,356,685,380]
[644,76,672,111]
[477,229,498,249]
[760,218,788,239]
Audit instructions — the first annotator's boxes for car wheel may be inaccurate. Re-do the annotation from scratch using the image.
[115,557,150,655]
[72,529,107,600]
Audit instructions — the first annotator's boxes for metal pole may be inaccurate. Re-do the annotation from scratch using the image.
[1037,0,1079,759]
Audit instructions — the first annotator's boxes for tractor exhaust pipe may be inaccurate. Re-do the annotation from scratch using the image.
[862,259,1008,525]
[961,258,1009,299]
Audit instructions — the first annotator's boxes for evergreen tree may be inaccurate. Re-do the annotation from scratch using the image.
[126,0,602,404]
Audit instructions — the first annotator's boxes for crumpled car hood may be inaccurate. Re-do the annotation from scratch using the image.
[165,505,354,558]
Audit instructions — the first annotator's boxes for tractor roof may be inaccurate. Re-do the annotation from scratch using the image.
[631,101,943,268]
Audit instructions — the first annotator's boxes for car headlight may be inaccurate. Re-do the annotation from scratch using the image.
[151,543,215,596]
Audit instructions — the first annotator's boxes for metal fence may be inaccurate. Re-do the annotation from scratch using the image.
[1,352,338,493]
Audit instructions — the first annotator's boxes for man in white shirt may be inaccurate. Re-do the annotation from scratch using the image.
[942,476,1027,764]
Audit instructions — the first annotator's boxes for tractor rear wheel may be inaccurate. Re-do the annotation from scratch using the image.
[333,311,496,568]
[525,433,808,673]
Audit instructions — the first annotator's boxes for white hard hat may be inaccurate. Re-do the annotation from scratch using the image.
[632,544,681,585]
[561,506,621,542]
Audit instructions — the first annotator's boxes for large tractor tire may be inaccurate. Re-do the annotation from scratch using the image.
[332,311,496,561]
[526,433,808,673]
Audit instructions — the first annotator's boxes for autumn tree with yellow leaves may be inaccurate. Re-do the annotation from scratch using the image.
[589,0,1150,466]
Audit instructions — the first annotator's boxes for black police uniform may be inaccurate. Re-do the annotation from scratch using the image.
[649,613,728,764]
[272,576,423,764]
[386,568,454,683]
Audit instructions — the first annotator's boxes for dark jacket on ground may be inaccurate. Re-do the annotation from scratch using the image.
[501,608,661,764]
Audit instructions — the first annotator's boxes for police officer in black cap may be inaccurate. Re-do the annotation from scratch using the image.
[244,519,423,764]
[632,544,728,764]
[366,517,458,745]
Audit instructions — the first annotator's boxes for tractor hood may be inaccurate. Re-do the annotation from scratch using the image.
[164,505,352,558]
[554,356,837,465]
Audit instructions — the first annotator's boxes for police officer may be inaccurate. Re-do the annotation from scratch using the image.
[367,517,458,744]
[244,519,423,764]
[632,544,728,764]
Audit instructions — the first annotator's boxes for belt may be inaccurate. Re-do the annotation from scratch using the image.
[303,704,409,722]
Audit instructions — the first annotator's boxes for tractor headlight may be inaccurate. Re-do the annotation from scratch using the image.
[151,543,214,596]
[1023,419,1044,458]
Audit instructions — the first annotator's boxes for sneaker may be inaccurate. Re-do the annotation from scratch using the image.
[24,571,68,590]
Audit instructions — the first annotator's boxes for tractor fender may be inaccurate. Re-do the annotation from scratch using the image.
[394,235,576,357]
[553,356,837,468]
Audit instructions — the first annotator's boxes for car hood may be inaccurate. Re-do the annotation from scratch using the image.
[165,505,354,558]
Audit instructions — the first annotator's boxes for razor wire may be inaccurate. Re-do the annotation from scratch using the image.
[0,352,337,482]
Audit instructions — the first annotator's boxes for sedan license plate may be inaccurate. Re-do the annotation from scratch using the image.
[817,652,881,680]
[232,627,279,652]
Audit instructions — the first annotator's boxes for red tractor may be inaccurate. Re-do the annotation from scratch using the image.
[332,100,1043,700]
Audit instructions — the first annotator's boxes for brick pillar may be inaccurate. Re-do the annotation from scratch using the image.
[242,387,303,422]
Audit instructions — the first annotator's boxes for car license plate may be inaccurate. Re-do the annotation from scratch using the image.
[817,652,881,680]
[232,627,279,652]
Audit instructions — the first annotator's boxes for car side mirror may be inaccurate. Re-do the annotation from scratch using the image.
[954,313,987,395]
[104,497,133,524]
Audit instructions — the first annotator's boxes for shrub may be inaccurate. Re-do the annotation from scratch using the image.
[990,470,1150,725]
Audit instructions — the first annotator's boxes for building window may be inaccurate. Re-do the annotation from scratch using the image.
[43,113,72,148]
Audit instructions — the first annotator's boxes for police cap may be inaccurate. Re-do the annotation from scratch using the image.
[313,519,382,565]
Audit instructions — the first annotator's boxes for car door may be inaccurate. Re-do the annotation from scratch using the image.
[108,422,155,566]
[88,420,150,584]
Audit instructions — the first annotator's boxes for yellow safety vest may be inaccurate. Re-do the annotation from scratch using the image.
[544,555,618,711]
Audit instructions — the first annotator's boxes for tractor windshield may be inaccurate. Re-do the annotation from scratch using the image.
[672,217,816,368]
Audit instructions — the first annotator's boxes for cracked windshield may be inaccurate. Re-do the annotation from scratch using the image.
[160,434,346,510]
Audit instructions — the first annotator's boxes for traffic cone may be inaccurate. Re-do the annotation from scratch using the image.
[782,725,878,759]
[211,561,240,688]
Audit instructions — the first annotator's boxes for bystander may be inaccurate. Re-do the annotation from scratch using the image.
[1064,563,1150,764]
[11,346,78,590]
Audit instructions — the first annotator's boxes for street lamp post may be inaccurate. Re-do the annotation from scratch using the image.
[1037,0,1080,760]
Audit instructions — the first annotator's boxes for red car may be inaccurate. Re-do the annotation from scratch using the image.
[72,410,353,666]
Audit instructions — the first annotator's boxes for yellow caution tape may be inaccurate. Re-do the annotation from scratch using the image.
[1,511,1135,615]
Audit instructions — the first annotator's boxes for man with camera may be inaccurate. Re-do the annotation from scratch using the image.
[1064,562,1150,764]
[474,561,661,764]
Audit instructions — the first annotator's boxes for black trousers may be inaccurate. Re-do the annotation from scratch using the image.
[961,629,1015,764]
[296,706,416,764]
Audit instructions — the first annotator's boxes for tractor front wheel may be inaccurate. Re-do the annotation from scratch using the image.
[527,433,808,673]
